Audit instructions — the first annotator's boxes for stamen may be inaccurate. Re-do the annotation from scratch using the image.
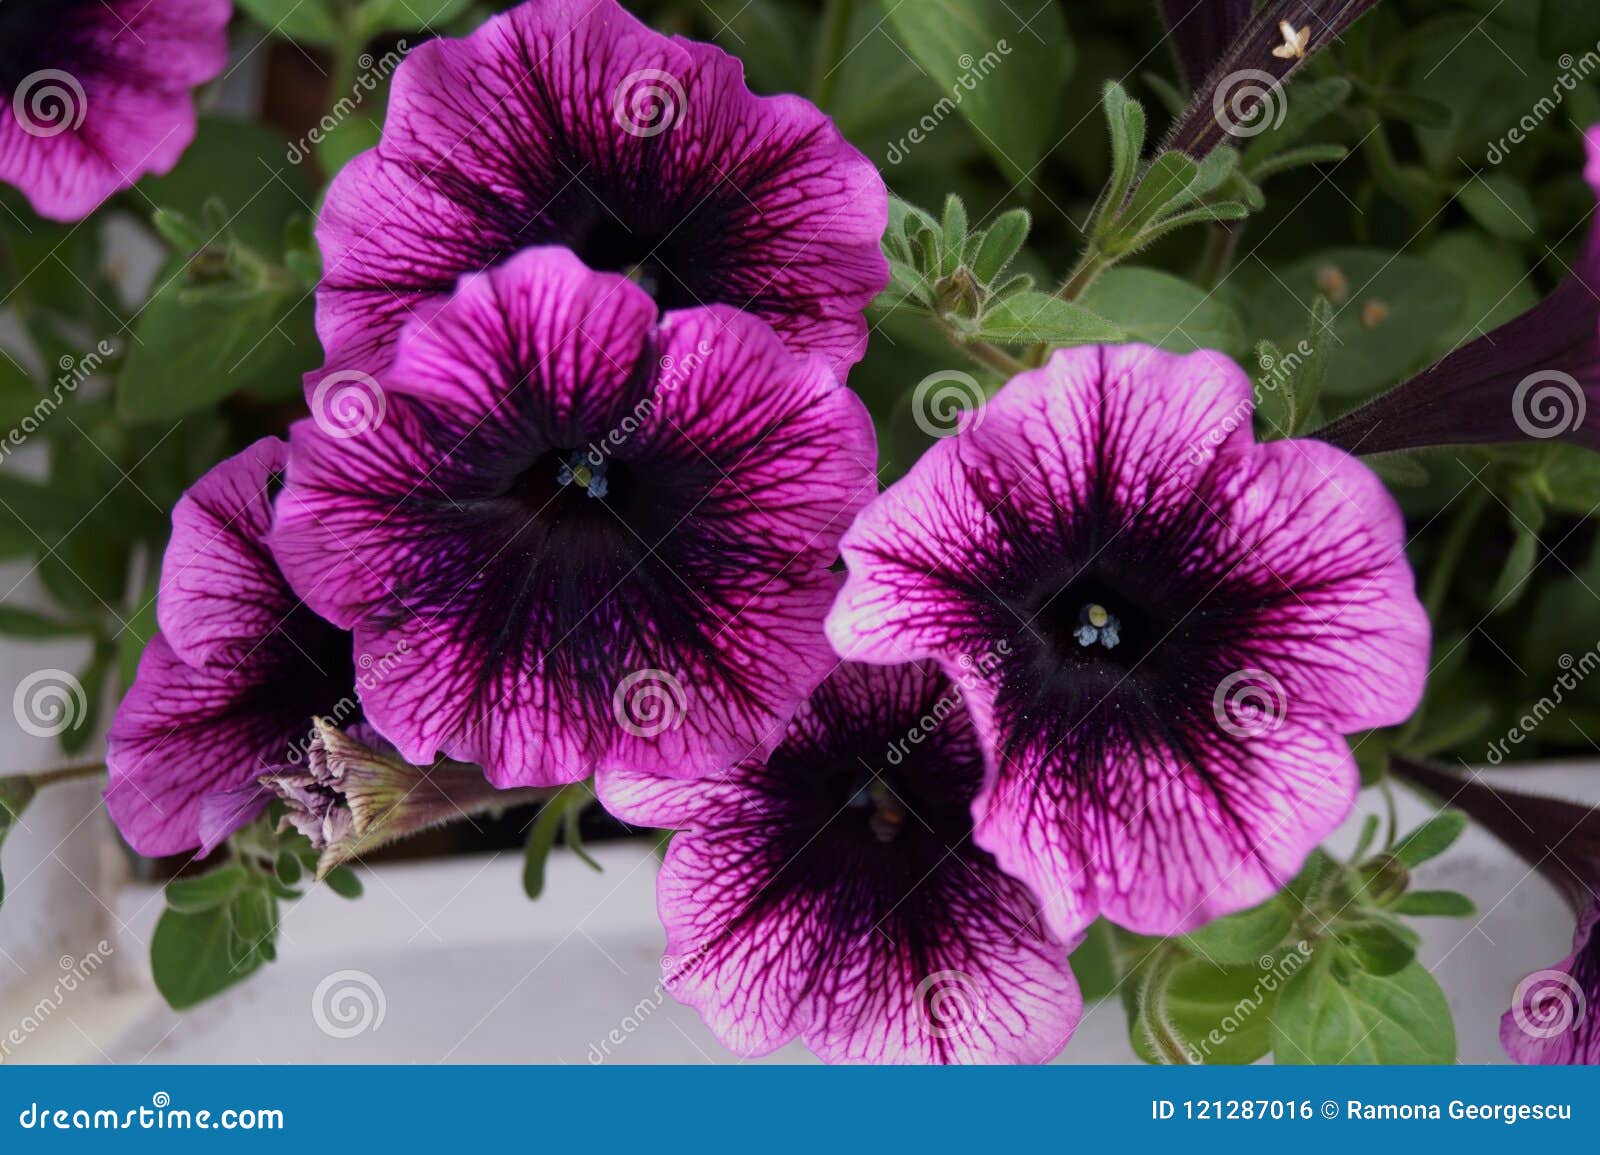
[1075,603,1122,650]
[556,451,608,499]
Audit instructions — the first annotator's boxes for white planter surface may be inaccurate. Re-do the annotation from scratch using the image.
[0,762,1590,1064]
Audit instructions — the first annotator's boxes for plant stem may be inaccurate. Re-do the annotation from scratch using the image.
[1197,222,1243,289]
[22,762,106,788]
[938,320,1026,378]
[810,0,853,113]
[1025,245,1115,366]
[1422,486,1489,621]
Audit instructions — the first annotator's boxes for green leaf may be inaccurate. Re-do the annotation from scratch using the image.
[1538,1,1600,58]
[971,209,1030,283]
[0,605,80,638]
[1182,894,1296,967]
[699,0,814,95]
[882,0,1072,183]
[1393,889,1477,917]
[59,644,112,757]
[1392,809,1468,867]
[151,905,265,1010]
[119,580,160,691]
[971,292,1125,346]
[1456,174,1538,241]
[140,118,312,256]
[1243,249,1466,398]
[165,866,249,914]
[522,783,594,900]
[119,268,319,421]
[1425,233,1538,356]
[1100,82,1147,218]
[1241,77,1352,170]
[0,776,37,909]
[1337,921,1416,976]
[1118,151,1201,237]
[1128,952,1289,1065]
[1081,267,1246,357]
[1253,341,1295,436]
[355,0,471,37]
[940,195,968,275]
[1273,952,1455,1064]
[1070,919,1120,1002]
[323,865,364,899]
[232,0,342,44]
[275,851,303,887]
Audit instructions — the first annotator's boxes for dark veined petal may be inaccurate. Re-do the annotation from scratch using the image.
[313,0,886,384]
[829,344,1428,939]
[158,437,295,669]
[1159,0,1253,91]
[600,661,1081,1064]
[105,625,352,857]
[0,0,229,221]
[1501,903,1600,1065]
[274,247,877,788]
[107,440,360,857]
[970,692,1360,936]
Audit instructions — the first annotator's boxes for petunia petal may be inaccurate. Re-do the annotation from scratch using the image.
[157,437,294,669]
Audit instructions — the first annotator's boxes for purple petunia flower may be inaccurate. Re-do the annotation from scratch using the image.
[1393,758,1599,1064]
[312,0,887,390]
[106,437,367,857]
[1503,902,1600,1065]
[1318,127,1600,455]
[0,0,230,222]
[599,660,1082,1064]
[827,344,1430,939]
[270,246,877,790]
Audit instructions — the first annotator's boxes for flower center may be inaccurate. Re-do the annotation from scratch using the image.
[846,773,910,845]
[1030,576,1153,670]
[0,0,82,87]
[1074,602,1121,650]
[573,217,692,306]
[556,450,609,499]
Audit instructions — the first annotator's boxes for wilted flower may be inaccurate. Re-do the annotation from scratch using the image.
[313,0,887,387]
[272,247,877,789]
[600,660,1082,1064]
[1394,758,1599,1064]
[1162,0,1381,156]
[1318,127,1600,455]
[829,344,1430,938]
[106,439,366,857]
[261,720,550,878]
[0,0,229,221]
